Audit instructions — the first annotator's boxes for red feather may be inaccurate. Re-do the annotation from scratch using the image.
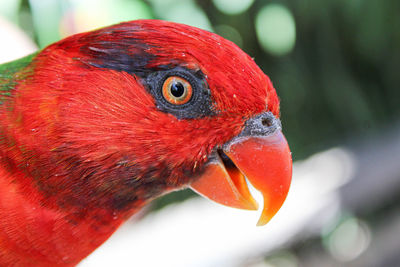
[0,20,280,265]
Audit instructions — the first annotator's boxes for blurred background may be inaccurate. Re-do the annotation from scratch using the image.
[1,0,399,266]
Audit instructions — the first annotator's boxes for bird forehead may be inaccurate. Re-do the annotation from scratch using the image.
[63,20,276,115]
[125,20,271,114]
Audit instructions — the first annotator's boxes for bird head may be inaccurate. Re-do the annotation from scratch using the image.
[8,20,292,225]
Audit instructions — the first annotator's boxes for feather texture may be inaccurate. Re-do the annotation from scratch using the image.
[0,20,279,266]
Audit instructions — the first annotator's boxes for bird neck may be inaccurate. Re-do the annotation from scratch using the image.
[0,164,132,266]
[0,53,147,265]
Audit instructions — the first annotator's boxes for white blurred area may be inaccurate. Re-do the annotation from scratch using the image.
[80,148,356,267]
[0,16,37,63]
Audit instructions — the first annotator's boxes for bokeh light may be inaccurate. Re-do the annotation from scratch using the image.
[215,24,243,47]
[325,217,371,262]
[255,4,296,56]
[212,0,254,15]
[29,0,62,47]
[264,251,299,267]
[148,0,212,31]
[0,0,21,23]
[62,0,152,36]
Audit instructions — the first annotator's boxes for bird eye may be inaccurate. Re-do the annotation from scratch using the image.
[162,76,193,105]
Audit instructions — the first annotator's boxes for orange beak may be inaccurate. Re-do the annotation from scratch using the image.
[190,113,292,225]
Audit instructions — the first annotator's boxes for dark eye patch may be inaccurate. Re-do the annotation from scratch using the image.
[79,37,214,119]
[142,67,215,119]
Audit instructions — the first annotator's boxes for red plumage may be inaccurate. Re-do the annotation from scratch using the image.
[0,20,286,266]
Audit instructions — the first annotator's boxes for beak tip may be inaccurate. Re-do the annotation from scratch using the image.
[256,216,271,226]
[246,198,259,211]
[256,209,274,226]
[256,221,268,227]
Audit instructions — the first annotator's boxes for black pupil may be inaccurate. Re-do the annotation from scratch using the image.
[170,82,185,98]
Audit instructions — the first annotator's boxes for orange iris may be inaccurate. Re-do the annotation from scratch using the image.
[162,76,193,105]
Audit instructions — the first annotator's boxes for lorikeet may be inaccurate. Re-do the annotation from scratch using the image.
[0,20,292,266]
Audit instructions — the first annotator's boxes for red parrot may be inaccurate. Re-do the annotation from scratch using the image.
[0,20,292,266]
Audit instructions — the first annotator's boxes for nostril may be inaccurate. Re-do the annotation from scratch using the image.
[240,112,279,138]
[261,117,273,127]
